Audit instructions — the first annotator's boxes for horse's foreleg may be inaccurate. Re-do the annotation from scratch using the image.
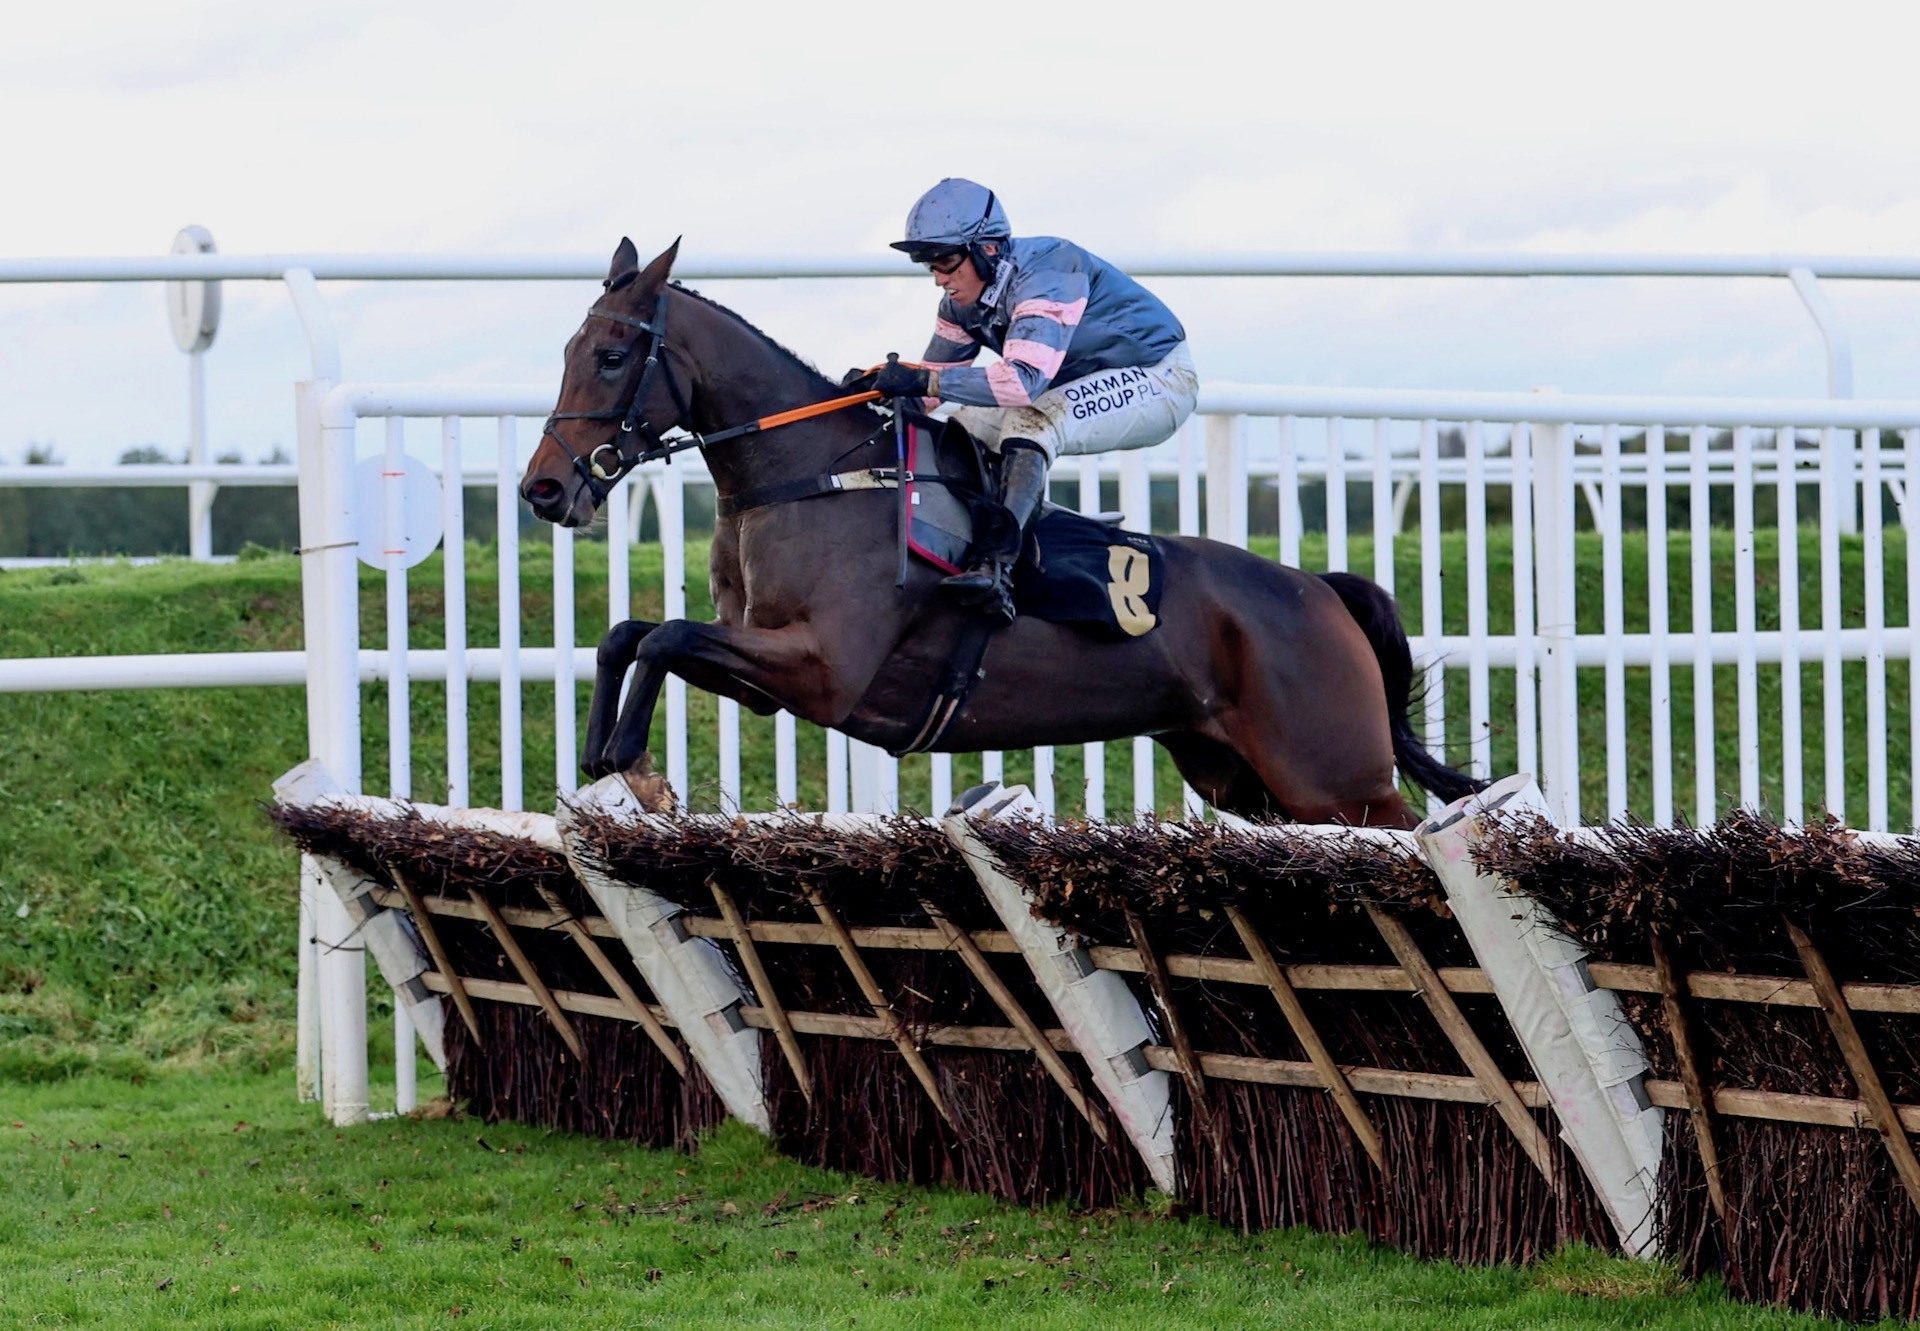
[599,619,839,778]
[580,619,658,781]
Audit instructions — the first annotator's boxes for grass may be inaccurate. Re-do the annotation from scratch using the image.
[0,1065,1877,1330]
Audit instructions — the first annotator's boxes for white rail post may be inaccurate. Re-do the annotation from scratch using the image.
[441,418,470,807]
[1789,267,1858,534]
[293,379,326,1105]
[1530,412,1580,824]
[1204,414,1249,548]
[1599,425,1627,821]
[169,226,219,561]
[286,268,338,1108]
[188,348,213,560]
[289,269,371,1122]
[1731,426,1761,812]
[849,740,896,815]
[495,418,524,812]
[1277,415,1301,566]
[381,417,417,1114]
[306,385,367,1126]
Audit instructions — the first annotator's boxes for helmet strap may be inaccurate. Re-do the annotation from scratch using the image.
[969,239,999,284]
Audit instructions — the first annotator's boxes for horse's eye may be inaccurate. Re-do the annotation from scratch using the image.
[597,352,625,372]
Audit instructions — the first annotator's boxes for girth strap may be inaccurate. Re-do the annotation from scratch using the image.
[891,616,996,757]
[708,453,1000,755]
[717,466,906,519]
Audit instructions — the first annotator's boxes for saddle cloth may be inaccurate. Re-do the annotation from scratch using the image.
[902,414,1165,640]
[1012,508,1163,639]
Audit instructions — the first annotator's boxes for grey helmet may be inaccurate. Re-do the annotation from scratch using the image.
[890,178,1010,280]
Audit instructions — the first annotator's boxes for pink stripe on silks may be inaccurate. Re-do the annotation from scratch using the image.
[985,361,1032,407]
[934,316,970,343]
[1003,338,1066,380]
[1012,296,1087,327]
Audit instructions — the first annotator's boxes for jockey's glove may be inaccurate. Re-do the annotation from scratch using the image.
[839,366,879,393]
[872,363,933,399]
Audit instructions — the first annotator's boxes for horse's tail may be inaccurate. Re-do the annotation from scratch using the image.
[1317,570,1487,805]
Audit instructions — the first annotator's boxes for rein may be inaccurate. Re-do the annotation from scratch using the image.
[540,289,885,507]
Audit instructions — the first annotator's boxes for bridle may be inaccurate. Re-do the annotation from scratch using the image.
[539,289,697,508]
[539,287,893,512]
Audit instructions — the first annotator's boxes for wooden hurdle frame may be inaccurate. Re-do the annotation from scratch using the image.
[277,760,1920,1265]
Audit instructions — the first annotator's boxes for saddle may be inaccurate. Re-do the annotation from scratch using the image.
[717,410,1168,755]
[900,412,1165,641]
[887,414,1167,756]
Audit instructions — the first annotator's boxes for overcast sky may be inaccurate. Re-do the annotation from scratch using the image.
[9,0,1920,467]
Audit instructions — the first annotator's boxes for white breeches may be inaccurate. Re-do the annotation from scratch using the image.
[945,343,1198,463]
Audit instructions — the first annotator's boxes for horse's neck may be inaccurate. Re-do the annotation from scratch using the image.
[675,299,882,497]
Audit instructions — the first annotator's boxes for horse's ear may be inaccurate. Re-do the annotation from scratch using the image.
[605,236,640,292]
[636,237,681,293]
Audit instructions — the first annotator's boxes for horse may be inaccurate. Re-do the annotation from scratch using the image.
[518,238,1481,827]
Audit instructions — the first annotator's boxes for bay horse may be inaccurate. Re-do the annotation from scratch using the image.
[519,238,1481,826]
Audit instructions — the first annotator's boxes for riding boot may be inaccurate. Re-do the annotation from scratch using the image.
[942,439,1049,625]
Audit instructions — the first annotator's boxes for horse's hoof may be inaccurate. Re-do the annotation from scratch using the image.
[620,767,679,813]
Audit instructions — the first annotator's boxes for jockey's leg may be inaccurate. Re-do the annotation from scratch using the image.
[1009,344,1201,459]
[941,439,1048,626]
[941,345,1198,622]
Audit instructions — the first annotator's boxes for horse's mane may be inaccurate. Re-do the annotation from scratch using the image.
[669,282,874,408]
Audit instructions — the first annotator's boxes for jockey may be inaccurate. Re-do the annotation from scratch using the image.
[862,177,1198,624]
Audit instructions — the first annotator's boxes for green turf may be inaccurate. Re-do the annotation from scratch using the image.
[0,1065,1874,1330]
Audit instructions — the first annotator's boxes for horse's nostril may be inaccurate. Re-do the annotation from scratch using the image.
[522,478,562,510]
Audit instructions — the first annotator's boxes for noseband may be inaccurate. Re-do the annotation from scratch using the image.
[540,290,698,507]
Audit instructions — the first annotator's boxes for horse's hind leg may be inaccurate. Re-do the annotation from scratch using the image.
[1215,708,1419,829]
[1161,723,1417,827]
[1156,732,1284,820]
[1207,603,1421,829]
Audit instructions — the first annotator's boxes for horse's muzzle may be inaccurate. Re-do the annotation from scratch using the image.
[521,477,577,526]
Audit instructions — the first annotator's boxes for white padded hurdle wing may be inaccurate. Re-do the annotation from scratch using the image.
[943,784,1179,1196]
[1417,774,1665,1257]
[558,776,770,1135]
[273,759,448,1074]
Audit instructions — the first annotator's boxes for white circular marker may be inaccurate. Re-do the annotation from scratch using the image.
[355,453,445,570]
[166,225,221,353]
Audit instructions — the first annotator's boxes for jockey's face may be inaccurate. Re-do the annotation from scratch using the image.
[931,242,994,305]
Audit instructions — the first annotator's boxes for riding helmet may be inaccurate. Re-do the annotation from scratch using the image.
[891,178,1010,282]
